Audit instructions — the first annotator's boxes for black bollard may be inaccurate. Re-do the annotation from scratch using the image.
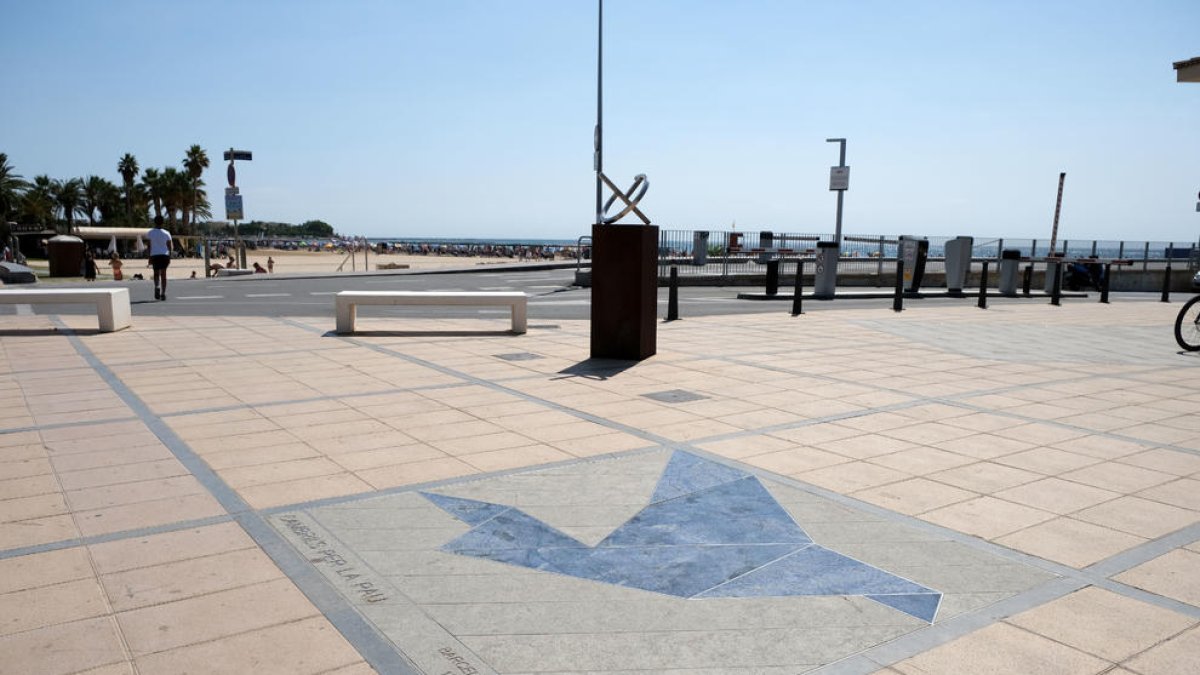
[1022,265,1033,296]
[1050,261,1062,306]
[977,261,989,309]
[1161,261,1172,303]
[765,259,779,297]
[1100,263,1111,304]
[893,258,905,312]
[791,259,804,316]
[667,266,679,321]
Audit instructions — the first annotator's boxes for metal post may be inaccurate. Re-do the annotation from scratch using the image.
[1091,240,1097,257]
[876,235,884,285]
[667,265,679,320]
[893,258,904,312]
[1143,242,1150,271]
[1100,263,1111,303]
[1161,252,1172,303]
[1050,261,1062,306]
[765,259,779,297]
[997,238,1004,260]
[1031,239,1038,258]
[826,138,847,244]
[364,237,369,270]
[203,240,210,278]
[791,259,804,316]
[1048,172,1066,255]
[594,0,603,225]
[1118,241,1125,258]
[1022,265,1033,296]
[977,260,989,309]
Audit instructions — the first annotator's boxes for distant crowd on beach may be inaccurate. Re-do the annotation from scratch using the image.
[379,242,585,261]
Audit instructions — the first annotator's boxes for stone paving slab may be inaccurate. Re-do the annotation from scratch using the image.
[2,299,1200,673]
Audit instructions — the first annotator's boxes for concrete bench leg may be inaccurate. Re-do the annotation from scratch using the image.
[511,300,527,334]
[336,300,356,334]
[96,292,132,332]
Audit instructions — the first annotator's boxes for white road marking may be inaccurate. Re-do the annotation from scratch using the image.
[480,286,515,290]
[176,295,224,300]
[245,293,292,298]
[309,292,337,296]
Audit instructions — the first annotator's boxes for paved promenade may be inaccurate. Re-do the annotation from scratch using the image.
[2,297,1199,674]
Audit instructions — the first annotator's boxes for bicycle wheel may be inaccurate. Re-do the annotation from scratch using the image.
[1175,295,1200,351]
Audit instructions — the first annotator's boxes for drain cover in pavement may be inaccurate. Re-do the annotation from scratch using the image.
[494,352,543,361]
[643,389,708,403]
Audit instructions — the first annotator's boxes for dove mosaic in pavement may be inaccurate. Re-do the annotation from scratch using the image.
[423,451,942,622]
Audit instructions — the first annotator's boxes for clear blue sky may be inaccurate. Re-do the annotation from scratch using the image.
[3,0,1198,243]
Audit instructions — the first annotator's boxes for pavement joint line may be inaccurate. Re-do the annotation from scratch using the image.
[814,576,1088,675]
[0,414,140,436]
[156,380,476,419]
[257,445,666,515]
[694,446,1200,617]
[276,317,687,450]
[0,514,234,561]
[50,318,423,675]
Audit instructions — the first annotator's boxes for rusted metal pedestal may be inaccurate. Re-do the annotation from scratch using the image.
[590,224,658,360]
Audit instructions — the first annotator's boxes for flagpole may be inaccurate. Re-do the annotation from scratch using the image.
[594,0,603,225]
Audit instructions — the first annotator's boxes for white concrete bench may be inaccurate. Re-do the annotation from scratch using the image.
[0,288,132,332]
[215,268,254,277]
[335,291,527,334]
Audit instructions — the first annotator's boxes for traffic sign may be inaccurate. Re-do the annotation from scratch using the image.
[223,150,253,161]
[829,166,850,191]
[225,192,243,218]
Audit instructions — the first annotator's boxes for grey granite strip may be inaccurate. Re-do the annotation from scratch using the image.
[0,415,139,436]
[0,514,233,561]
[52,319,422,675]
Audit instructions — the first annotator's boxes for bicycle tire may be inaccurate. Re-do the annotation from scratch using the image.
[1175,295,1200,351]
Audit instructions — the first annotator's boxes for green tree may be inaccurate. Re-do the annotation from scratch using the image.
[142,168,164,221]
[52,178,84,234]
[21,175,55,226]
[160,167,189,230]
[0,153,30,223]
[117,153,139,224]
[82,175,119,226]
[182,145,209,233]
[299,220,334,237]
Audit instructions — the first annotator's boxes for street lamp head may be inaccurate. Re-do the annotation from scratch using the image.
[826,138,846,143]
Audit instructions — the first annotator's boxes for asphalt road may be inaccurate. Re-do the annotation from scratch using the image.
[2,266,1163,324]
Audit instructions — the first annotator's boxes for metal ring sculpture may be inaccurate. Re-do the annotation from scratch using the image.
[599,172,650,225]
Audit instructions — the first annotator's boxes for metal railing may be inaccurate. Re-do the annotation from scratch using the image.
[655,229,1199,280]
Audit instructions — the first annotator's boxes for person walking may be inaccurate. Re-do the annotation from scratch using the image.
[267,256,274,273]
[147,215,173,300]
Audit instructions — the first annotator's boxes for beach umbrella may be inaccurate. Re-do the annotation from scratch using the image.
[106,235,117,255]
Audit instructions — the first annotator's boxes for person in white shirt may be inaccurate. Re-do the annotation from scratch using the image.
[146,215,173,301]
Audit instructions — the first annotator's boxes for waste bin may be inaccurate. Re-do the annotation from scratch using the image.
[692,231,709,266]
[47,235,85,277]
[943,236,974,294]
[898,235,929,293]
[1044,254,1065,293]
[998,249,1021,296]
[814,241,839,298]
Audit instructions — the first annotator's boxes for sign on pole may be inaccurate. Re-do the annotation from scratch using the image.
[829,166,850,191]
[223,150,253,161]
[225,193,244,221]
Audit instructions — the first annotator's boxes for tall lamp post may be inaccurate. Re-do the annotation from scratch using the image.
[814,138,848,298]
[826,138,848,244]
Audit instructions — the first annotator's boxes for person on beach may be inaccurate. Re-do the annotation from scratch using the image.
[147,215,172,300]
[83,250,97,281]
[253,261,267,273]
[108,252,123,281]
[267,256,274,273]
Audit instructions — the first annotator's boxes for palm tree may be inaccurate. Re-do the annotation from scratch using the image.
[22,175,56,227]
[82,175,118,226]
[160,167,189,229]
[0,153,30,223]
[117,153,139,224]
[52,178,85,235]
[183,145,209,232]
[143,168,164,221]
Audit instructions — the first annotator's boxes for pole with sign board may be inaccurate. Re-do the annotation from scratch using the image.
[224,149,252,269]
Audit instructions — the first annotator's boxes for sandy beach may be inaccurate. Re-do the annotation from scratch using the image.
[23,247,573,281]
